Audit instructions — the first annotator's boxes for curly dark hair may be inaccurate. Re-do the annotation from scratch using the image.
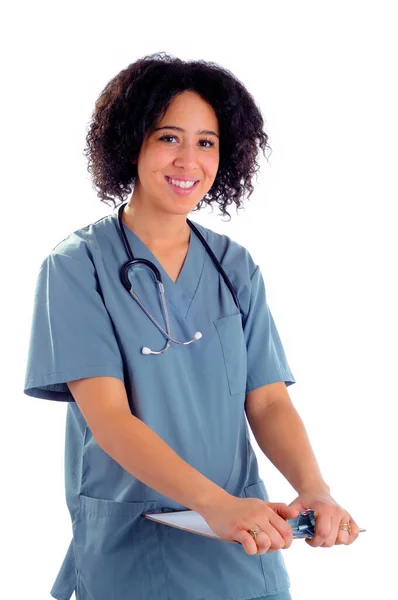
[83,51,272,219]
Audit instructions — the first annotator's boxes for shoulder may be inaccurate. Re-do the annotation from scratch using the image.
[41,213,116,270]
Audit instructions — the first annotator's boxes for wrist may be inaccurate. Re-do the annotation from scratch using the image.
[191,484,231,515]
[295,481,331,496]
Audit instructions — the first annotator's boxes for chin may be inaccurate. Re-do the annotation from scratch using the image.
[164,198,200,214]
[168,205,197,217]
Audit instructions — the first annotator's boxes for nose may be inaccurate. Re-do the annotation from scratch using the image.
[173,141,199,170]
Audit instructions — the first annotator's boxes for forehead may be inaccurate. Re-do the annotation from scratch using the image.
[158,91,219,130]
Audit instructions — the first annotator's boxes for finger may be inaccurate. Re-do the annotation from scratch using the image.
[305,510,333,548]
[267,509,294,548]
[336,515,360,546]
[334,513,351,546]
[252,530,272,554]
[237,530,261,555]
[322,512,344,547]
[260,525,287,553]
[346,517,360,545]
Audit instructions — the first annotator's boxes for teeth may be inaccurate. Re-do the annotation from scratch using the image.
[169,178,196,189]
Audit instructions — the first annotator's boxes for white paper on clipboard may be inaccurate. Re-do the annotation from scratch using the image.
[142,510,239,544]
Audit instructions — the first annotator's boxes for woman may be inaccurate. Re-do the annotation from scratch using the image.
[23,52,360,600]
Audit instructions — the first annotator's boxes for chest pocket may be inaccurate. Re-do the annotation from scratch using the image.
[214,313,247,395]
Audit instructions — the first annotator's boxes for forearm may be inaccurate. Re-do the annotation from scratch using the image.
[248,399,330,494]
[97,413,229,513]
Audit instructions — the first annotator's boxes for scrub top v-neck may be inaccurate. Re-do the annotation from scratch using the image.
[121,216,206,318]
[23,211,296,600]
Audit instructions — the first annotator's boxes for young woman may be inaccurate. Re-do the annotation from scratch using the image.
[24,52,359,600]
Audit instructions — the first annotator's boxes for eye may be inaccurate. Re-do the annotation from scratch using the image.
[158,135,215,148]
[199,139,216,148]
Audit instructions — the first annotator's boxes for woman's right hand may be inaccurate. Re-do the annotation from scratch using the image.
[199,493,300,555]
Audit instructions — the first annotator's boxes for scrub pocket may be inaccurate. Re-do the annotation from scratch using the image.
[214,312,247,395]
[244,480,291,596]
[72,494,167,600]
[159,479,290,600]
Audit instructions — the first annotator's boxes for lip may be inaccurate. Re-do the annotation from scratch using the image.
[165,175,200,182]
[165,176,200,196]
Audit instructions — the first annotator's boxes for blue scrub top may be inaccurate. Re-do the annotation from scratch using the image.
[23,211,296,600]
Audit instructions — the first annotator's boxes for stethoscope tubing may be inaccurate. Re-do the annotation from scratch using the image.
[116,202,241,353]
[117,202,241,314]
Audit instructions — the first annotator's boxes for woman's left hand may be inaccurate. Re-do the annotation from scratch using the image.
[288,489,360,547]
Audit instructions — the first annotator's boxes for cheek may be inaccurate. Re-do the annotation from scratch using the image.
[140,144,170,174]
[204,154,220,178]
[153,146,173,166]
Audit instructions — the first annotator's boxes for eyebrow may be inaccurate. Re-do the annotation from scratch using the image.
[153,125,219,139]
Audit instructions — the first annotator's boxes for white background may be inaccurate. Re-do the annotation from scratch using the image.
[2,1,397,598]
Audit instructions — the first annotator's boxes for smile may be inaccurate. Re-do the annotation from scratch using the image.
[165,176,200,196]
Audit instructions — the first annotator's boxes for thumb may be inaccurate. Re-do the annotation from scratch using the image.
[269,502,301,520]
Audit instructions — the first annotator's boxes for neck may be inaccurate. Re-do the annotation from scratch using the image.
[122,198,191,252]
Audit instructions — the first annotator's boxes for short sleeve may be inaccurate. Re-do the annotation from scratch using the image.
[23,252,124,402]
[243,265,296,393]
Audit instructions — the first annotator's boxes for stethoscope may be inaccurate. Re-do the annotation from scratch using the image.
[117,202,241,355]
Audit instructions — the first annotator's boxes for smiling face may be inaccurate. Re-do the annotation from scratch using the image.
[131,90,220,217]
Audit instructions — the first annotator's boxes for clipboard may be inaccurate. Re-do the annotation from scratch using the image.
[143,509,366,544]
